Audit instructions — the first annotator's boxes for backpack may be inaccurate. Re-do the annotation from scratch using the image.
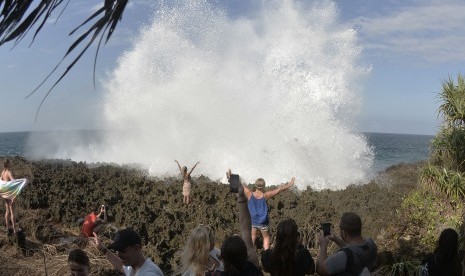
[333,248,369,276]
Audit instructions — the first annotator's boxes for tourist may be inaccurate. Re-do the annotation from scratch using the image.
[0,158,28,234]
[227,169,295,250]
[421,228,462,276]
[81,204,107,238]
[68,248,90,276]
[261,218,315,276]
[317,212,377,275]
[175,160,200,205]
[206,177,262,276]
[176,224,222,275]
[92,228,164,275]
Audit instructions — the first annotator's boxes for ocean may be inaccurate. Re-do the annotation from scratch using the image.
[0,131,433,176]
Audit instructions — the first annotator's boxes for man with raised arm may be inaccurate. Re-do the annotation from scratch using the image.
[92,228,164,276]
[317,212,377,275]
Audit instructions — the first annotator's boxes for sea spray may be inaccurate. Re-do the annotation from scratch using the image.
[28,0,373,190]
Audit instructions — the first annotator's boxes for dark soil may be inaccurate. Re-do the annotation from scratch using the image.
[1,157,426,275]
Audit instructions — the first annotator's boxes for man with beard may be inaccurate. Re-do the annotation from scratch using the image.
[93,228,164,275]
[316,212,377,275]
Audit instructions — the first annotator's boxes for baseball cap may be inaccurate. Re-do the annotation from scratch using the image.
[108,228,142,251]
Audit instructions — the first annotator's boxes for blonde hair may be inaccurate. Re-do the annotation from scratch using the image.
[178,225,212,276]
[255,178,266,192]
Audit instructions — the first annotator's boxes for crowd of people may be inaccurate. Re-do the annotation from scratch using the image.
[1,158,462,275]
[71,168,382,276]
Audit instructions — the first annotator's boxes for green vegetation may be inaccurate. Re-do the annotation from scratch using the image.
[420,74,465,198]
[377,259,420,276]
[384,74,465,270]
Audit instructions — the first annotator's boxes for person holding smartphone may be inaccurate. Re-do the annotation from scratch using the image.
[226,169,295,250]
[81,205,107,238]
[317,212,377,275]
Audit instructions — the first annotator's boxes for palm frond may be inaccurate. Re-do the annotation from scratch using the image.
[0,0,129,118]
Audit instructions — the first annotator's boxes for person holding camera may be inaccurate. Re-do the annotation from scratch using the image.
[81,205,107,238]
[316,212,377,275]
[227,169,295,250]
[205,173,261,276]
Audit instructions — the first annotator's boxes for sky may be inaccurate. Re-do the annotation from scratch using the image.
[1,0,464,135]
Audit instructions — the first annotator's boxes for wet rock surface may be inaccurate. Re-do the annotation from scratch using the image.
[2,157,424,275]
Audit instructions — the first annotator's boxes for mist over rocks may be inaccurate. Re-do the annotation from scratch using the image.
[2,157,424,274]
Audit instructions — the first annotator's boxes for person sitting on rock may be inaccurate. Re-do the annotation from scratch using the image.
[81,205,107,238]
[227,169,295,250]
[317,212,377,275]
[68,248,90,276]
[175,160,200,205]
[92,228,164,275]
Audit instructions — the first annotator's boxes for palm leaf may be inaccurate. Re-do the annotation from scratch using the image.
[0,0,130,118]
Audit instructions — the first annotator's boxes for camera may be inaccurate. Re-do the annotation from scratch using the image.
[229,174,240,193]
[321,222,331,236]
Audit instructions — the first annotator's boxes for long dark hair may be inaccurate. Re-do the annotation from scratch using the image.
[221,235,248,274]
[270,219,298,276]
[434,228,459,269]
[3,158,11,169]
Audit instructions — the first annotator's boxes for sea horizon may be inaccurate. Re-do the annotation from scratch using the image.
[0,130,433,178]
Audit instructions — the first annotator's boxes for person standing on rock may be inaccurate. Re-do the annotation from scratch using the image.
[0,158,28,234]
[175,160,200,205]
[93,228,164,275]
[227,169,295,250]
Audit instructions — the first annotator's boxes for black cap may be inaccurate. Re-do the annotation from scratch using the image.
[108,228,142,251]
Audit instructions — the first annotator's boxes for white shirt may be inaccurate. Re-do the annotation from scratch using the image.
[123,258,164,276]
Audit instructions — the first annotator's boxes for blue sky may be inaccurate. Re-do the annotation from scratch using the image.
[1,0,464,135]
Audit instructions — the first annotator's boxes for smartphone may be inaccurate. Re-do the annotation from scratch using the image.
[229,174,240,193]
[321,222,331,236]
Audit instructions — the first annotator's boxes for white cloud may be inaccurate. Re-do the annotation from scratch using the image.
[350,0,465,63]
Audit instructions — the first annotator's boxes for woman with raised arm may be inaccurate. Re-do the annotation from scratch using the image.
[0,159,28,234]
[205,172,262,276]
[226,169,295,250]
[175,160,200,205]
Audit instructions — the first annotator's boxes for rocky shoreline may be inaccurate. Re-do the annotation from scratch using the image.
[1,157,427,275]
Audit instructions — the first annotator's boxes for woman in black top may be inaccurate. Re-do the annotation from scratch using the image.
[423,228,462,276]
[261,219,315,276]
[206,170,262,276]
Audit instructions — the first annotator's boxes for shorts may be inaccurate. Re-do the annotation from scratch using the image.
[252,224,269,231]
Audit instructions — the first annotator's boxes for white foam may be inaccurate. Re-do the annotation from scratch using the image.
[29,0,373,190]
